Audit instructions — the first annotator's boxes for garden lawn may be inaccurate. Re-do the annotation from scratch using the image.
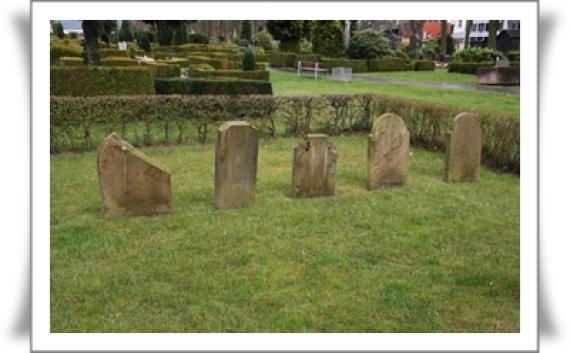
[51,135,520,333]
[358,68,477,85]
[270,70,519,116]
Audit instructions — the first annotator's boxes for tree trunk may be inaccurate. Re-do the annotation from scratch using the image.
[487,20,499,50]
[82,20,100,65]
[440,20,448,60]
[464,20,472,49]
[344,20,351,47]
[409,20,424,59]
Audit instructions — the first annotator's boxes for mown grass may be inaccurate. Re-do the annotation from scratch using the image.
[358,68,477,85]
[51,135,519,333]
[270,70,519,116]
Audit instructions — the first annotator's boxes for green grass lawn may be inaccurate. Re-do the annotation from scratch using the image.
[51,135,520,333]
[270,70,519,116]
[359,68,477,85]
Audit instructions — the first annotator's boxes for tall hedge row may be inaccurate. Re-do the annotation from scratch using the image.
[50,67,155,96]
[448,61,495,74]
[50,94,519,173]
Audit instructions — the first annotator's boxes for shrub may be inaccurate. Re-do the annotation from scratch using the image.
[173,24,188,45]
[321,58,368,73]
[157,58,191,68]
[392,50,410,61]
[297,53,321,62]
[414,60,435,71]
[118,20,133,42]
[453,47,501,63]
[144,63,181,78]
[52,22,65,39]
[187,33,209,44]
[154,78,273,95]
[50,67,155,96]
[50,46,82,64]
[50,94,519,173]
[510,61,520,68]
[190,63,215,71]
[252,30,274,50]
[448,61,495,74]
[507,50,520,62]
[187,56,225,70]
[128,46,136,59]
[190,69,269,81]
[238,38,250,48]
[242,50,256,71]
[269,52,297,68]
[59,57,84,66]
[346,29,391,59]
[100,57,140,67]
[312,21,345,57]
[266,20,304,52]
[368,58,411,72]
[136,32,152,52]
[98,49,129,58]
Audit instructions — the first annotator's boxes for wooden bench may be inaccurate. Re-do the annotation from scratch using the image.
[297,61,328,79]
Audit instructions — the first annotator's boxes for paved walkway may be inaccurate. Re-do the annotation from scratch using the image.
[270,68,520,95]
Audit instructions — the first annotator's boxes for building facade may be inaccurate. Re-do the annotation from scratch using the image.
[449,20,520,49]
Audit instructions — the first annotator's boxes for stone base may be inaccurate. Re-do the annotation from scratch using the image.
[477,67,520,85]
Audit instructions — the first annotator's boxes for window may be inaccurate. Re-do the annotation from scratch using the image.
[471,24,477,32]
[478,23,485,32]
[458,20,463,27]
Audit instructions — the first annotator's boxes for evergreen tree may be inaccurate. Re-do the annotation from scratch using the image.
[266,20,304,52]
[173,24,188,45]
[240,20,252,42]
[118,20,133,42]
[242,50,256,71]
[312,21,345,57]
[52,21,64,39]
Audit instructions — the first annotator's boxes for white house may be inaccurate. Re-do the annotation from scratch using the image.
[449,20,520,49]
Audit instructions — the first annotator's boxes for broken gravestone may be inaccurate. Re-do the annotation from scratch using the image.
[291,134,337,198]
[97,133,172,217]
[367,113,410,189]
[444,112,482,182]
[214,121,259,209]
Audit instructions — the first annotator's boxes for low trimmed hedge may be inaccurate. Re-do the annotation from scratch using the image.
[50,94,519,173]
[321,58,368,73]
[154,78,273,95]
[448,61,495,74]
[143,63,181,78]
[414,60,436,71]
[157,59,191,68]
[50,66,155,96]
[50,46,82,64]
[98,49,129,58]
[189,69,270,81]
[270,52,297,68]
[59,57,84,66]
[368,58,412,72]
[507,51,520,62]
[100,57,140,67]
[187,56,230,70]
[297,54,321,62]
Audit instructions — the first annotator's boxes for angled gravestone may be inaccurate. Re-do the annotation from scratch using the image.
[214,121,259,209]
[291,134,337,198]
[367,113,410,189]
[444,112,482,182]
[97,133,172,217]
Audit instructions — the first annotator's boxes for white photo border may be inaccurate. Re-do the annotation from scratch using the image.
[33,1,537,351]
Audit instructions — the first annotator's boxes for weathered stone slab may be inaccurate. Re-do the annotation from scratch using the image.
[214,121,259,209]
[291,134,337,198]
[477,67,520,85]
[367,113,410,189]
[444,112,482,182]
[96,133,171,217]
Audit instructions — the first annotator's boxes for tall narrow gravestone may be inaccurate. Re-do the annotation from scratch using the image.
[367,113,410,189]
[214,121,259,209]
[291,134,337,198]
[444,112,482,182]
[97,133,172,217]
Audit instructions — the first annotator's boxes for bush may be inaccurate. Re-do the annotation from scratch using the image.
[118,20,133,42]
[510,61,520,68]
[52,22,65,39]
[312,21,345,57]
[453,47,501,63]
[252,30,274,50]
[154,78,273,95]
[266,20,304,52]
[321,58,368,73]
[136,32,152,52]
[190,69,269,81]
[414,60,435,71]
[238,38,250,48]
[59,57,84,66]
[187,33,209,44]
[507,50,520,62]
[242,50,256,71]
[297,53,321,62]
[50,67,155,96]
[187,56,226,69]
[98,49,129,58]
[157,58,191,68]
[100,57,140,67]
[269,52,297,68]
[448,61,495,74]
[144,63,181,78]
[368,58,411,72]
[50,46,82,64]
[392,50,410,61]
[50,94,519,173]
[346,29,391,59]
[190,63,215,71]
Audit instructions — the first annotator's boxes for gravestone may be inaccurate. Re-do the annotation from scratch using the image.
[291,134,337,198]
[331,67,353,81]
[214,121,259,209]
[367,113,410,189]
[444,112,482,182]
[97,133,171,217]
[477,67,520,85]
